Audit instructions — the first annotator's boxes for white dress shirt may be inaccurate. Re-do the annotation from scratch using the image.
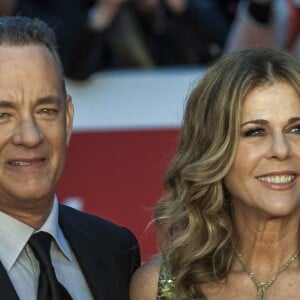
[0,197,93,300]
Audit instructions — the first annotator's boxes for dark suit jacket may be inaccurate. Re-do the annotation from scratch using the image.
[0,204,141,300]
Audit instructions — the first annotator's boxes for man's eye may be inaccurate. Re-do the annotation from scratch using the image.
[39,108,58,115]
[243,127,265,137]
[290,125,300,134]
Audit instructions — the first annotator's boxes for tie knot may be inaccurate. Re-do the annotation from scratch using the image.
[28,232,53,268]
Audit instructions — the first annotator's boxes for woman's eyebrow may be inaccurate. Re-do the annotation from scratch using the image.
[241,119,268,127]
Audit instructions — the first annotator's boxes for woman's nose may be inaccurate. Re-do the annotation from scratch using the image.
[268,133,291,160]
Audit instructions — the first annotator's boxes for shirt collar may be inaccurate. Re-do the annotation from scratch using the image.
[38,197,72,262]
[0,196,72,272]
[0,210,34,272]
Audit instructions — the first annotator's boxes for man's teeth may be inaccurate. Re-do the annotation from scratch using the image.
[11,161,30,166]
[257,175,295,184]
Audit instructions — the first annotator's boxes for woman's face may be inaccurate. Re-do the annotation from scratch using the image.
[224,82,300,218]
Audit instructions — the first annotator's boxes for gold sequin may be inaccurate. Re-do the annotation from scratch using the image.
[157,259,178,300]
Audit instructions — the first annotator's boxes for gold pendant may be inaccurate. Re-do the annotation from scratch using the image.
[257,284,267,300]
[236,249,300,300]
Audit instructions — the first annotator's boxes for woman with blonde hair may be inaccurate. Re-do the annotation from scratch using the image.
[130,48,300,299]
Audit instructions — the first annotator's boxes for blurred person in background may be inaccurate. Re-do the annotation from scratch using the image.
[0,0,127,80]
[0,0,16,16]
[1,0,241,79]
[115,0,239,67]
[225,0,300,58]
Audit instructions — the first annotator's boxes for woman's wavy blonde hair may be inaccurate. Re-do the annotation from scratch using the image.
[154,48,300,299]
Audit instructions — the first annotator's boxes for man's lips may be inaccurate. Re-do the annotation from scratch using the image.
[6,158,46,166]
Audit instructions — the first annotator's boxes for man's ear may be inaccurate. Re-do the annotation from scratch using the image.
[65,94,74,146]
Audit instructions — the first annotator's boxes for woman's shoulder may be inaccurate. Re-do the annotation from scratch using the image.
[130,255,162,300]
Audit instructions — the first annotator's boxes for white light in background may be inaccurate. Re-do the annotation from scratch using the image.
[63,197,84,211]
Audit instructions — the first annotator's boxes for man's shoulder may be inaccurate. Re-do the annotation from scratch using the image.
[59,204,141,287]
[58,204,137,245]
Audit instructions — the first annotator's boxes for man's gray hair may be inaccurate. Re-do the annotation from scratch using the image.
[0,16,65,93]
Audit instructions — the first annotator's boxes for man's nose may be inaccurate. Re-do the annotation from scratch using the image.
[12,117,43,147]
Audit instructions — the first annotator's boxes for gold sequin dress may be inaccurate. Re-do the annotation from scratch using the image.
[157,259,178,300]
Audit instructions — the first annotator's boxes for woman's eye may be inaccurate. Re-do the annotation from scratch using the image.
[243,127,265,137]
[0,112,10,119]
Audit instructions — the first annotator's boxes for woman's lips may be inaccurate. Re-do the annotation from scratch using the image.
[257,174,296,185]
[256,172,298,190]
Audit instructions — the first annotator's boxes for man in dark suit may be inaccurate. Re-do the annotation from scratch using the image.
[0,15,140,300]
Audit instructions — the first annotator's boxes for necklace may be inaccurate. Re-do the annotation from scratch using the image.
[235,249,299,300]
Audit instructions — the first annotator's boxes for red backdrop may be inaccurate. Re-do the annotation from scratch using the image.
[57,128,179,261]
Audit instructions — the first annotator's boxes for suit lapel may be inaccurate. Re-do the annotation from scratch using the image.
[59,207,124,300]
[0,261,19,300]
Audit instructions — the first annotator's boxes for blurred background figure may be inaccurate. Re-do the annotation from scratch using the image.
[0,0,240,80]
[12,0,127,81]
[225,0,300,58]
[112,0,239,67]
[0,0,16,16]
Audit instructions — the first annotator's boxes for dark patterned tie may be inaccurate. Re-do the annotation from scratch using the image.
[28,232,72,300]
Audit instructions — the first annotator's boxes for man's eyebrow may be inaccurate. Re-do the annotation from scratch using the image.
[0,96,63,109]
[288,117,300,124]
[36,96,62,106]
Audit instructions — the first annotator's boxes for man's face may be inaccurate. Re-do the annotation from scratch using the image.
[0,45,73,213]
